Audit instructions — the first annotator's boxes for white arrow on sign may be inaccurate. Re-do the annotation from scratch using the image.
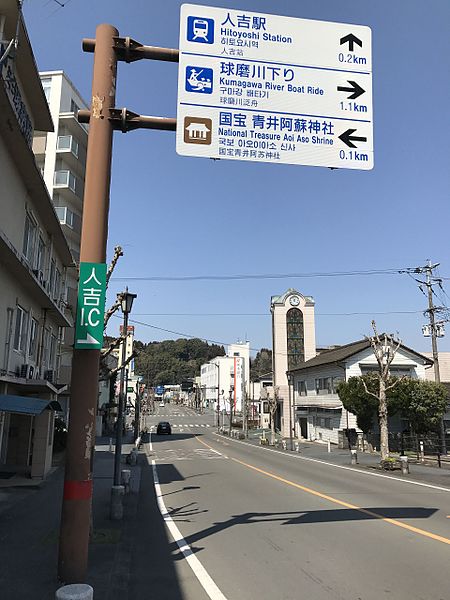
[76,332,101,346]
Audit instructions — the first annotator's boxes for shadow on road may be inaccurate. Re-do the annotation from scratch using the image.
[150,432,203,442]
[170,506,439,556]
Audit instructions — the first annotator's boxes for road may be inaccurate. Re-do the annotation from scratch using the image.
[145,403,450,600]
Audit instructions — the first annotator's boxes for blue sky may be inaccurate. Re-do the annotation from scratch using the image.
[23,0,450,355]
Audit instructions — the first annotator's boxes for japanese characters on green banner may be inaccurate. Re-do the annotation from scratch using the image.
[74,262,107,350]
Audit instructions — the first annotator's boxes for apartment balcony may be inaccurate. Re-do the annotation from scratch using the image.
[53,169,82,207]
[59,111,88,139]
[56,134,82,172]
[54,206,81,242]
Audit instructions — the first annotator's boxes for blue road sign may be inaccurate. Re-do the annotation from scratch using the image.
[155,385,165,395]
[187,16,214,44]
[185,66,213,93]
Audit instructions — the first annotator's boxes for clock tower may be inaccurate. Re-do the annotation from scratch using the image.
[270,289,316,437]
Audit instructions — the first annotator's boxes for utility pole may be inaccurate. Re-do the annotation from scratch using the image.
[407,260,447,455]
[134,380,141,440]
[58,24,118,583]
[424,261,447,454]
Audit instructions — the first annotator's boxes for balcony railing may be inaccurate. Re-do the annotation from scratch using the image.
[55,206,74,228]
[57,135,79,157]
[54,169,77,193]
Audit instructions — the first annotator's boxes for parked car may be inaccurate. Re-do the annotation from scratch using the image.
[159,401,165,407]
[156,421,172,435]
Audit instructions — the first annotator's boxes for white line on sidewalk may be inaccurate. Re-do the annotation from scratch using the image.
[213,434,450,493]
[151,459,228,600]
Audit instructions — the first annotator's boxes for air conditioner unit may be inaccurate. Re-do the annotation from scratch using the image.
[44,369,54,383]
[20,364,30,378]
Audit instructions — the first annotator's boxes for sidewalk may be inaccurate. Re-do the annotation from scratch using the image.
[0,434,184,600]
[227,430,450,489]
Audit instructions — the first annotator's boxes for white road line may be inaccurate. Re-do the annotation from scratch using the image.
[149,431,153,452]
[213,434,450,493]
[152,459,228,600]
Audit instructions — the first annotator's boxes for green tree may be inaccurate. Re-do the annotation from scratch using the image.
[336,375,379,434]
[134,338,225,385]
[250,348,272,381]
[395,379,448,434]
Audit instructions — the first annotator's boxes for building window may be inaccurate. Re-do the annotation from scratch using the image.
[13,306,28,352]
[49,334,57,369]
[315,377,333,394]
[324,417,332,429]
[297,380,307,396]
[29,317,39,359]
[41,78,51,103]
[23,213,37,263]
[286,308,304,370]
[35,235,46,274]
[42,328,50,366]
[49,259,56,295]
[54,268,61,301]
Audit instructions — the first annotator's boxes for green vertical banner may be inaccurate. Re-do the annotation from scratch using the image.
[74,262,107,350]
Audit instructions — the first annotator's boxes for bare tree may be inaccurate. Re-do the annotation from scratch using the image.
[362,321,402,461]
[266,386,279,446]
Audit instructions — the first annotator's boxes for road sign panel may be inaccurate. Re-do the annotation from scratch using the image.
[177,4,373,170]
[74,262,107,350]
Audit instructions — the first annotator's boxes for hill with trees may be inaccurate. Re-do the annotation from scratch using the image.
[134,338,225,386]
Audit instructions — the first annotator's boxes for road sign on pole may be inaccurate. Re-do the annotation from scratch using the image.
[177,4,373,170]
[74,262,107,350]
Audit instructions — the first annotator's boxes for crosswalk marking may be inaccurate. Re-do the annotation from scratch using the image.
[148,423,211,429]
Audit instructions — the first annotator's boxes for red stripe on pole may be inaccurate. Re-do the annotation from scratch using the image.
[64,480,93,501]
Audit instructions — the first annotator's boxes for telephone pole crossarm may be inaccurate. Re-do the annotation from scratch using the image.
[78,109,177,133]
[82,37,179,63]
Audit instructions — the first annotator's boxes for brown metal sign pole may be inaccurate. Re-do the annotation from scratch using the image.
[58,23,118,583]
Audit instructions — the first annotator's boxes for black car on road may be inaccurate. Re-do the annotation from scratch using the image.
[156,421,172,435]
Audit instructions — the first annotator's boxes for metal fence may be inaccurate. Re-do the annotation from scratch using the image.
[365,431,450,465]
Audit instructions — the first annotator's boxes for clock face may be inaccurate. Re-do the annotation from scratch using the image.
[290,295,300,306]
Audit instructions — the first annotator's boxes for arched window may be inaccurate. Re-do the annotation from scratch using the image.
[286,308,304,370]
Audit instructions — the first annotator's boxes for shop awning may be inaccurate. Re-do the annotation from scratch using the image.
[0,395,62,415]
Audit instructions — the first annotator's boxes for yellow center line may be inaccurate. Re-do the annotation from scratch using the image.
[196,436,450,547]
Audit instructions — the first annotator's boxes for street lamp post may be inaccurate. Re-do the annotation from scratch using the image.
[212,362,220,430]
[111,288,136,520]
[287,372,294,451]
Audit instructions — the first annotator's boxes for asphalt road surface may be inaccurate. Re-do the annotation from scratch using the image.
[144,403,450,600]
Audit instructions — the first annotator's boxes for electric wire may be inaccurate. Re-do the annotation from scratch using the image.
[110,266,408,283]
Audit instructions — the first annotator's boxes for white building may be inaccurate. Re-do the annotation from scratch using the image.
[0,2,74,478]
[32,71,88,412]
[288,339,433,445]
[200,341,250,414]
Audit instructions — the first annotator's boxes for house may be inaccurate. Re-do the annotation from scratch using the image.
[0,1,73,479]
[287,338,434,445]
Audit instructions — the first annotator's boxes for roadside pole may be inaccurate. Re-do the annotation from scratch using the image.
[58,24,118,583]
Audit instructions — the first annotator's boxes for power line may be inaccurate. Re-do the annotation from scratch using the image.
[111,266,409,283]
[132,310,423,317]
